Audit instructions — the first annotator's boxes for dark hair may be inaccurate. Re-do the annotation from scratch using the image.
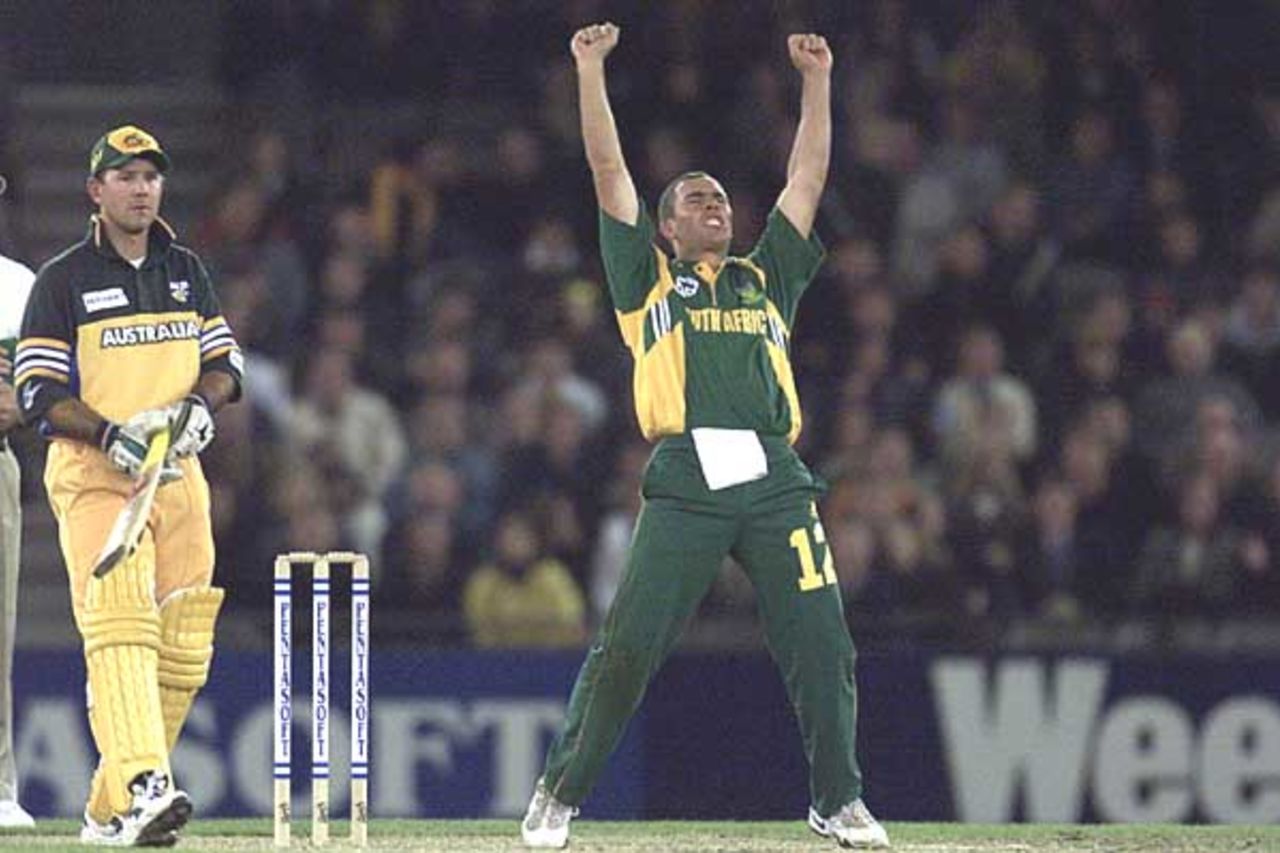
[657,170,713,222]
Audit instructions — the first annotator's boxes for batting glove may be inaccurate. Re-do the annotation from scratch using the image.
[101,410,184,483]
[169,394,215,459]
[98,421,150,478]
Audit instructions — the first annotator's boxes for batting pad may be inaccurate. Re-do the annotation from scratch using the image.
[80,606,168,819]
[158,585,225,750]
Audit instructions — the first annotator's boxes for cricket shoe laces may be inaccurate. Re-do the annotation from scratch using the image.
[521,778,578,849]
[808,798,891,849]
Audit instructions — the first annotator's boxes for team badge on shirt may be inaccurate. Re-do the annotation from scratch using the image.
[169,280,190,303]
[733,275,765,305]
[674,274,700,298]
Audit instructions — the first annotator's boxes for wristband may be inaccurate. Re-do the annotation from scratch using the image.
[95,421,118,451]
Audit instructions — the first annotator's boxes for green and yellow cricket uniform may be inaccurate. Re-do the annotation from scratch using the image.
[540,206,863,816]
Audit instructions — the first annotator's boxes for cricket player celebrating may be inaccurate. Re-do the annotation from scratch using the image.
[522,23,889,850]
[15,126,242,846]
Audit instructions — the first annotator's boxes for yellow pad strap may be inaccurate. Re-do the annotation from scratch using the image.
[81,612,161,655]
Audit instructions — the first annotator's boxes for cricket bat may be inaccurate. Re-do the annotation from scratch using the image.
[91,426,173,579]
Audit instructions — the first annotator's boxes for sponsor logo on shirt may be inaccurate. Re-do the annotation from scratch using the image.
[733,277,765,305]
[82,287,129,313]
[674,274,700,298]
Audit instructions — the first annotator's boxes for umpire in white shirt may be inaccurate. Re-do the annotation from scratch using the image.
[0,172,35,828]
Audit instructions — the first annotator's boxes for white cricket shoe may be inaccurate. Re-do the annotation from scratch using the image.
[80,813,137,847]
[808,799,890,849]
[0,800,34,828]
[521,777,578,849]
[80,771,191,847]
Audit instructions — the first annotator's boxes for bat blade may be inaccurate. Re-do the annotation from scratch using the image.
[91,427,172,579]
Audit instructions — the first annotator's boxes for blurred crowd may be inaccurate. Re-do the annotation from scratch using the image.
[98,1,1280,646]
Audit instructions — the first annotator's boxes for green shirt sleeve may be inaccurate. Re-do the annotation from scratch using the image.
[748,207,825,324]
[599,205,660,313]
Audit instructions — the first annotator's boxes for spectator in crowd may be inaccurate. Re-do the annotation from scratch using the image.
[515,337,608,434]
[933,325,1037,470]
[400,394,496,542]
[196,179,309,356]
[1045,108,1137,263]
[1238,453,1280,614]
[1132,318,1261,472]
[555,278,631,410]
[588,441,649,627]
[1131,473,1249,620]
[1137,210,1221,316]
[1035,281,1139,447]
[286,348,407,564]
[1133,76,1199,185]
[944,437,1027,621]
[218,265,295,433]
[819,404,877,484]
[1043,18,1141,145]
[379,511,465,644]
[401,338,475,401]
[915,222,1006,369]
[944,2,1046,173]
[1220,265,1280,418]
[919,92,1010,226]
[982,181,1061,366]
[842,428,953,617]
[463,509,586,648]
[500,393,602,578]
[1014,476,1086,623]
[1054,422,1144,612]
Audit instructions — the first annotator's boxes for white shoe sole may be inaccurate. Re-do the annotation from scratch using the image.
[521,825,569,849]
[808,807,891,849]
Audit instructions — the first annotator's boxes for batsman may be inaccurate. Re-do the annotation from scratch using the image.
[522,23,888,850]
[16,125,242,846]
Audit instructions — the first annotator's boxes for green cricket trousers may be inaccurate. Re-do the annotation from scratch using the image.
[541,433,862,816]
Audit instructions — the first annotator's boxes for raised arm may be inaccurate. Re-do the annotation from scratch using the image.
[571,22,640,225]
[776,34,833,238]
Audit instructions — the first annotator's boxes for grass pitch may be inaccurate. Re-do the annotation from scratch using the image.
[0,819,1276,851]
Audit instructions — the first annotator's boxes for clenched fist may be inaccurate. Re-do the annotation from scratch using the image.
[571,22,620,67]
[788,33,833,75]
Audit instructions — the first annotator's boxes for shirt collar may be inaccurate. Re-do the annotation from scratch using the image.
[87,214,176,264]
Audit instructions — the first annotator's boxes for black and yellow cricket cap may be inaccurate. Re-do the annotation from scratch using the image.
[89,125,171,177]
